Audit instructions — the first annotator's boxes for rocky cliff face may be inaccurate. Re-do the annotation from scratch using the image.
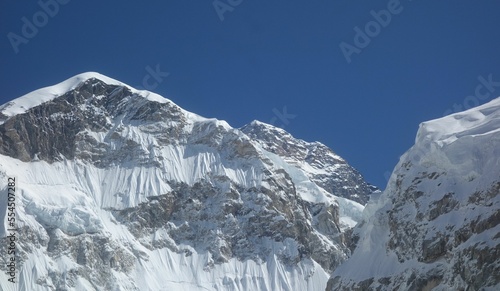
[0,79,188,166]
[327,98,500,291]
[241,121,377,205]
[0,73,373,291]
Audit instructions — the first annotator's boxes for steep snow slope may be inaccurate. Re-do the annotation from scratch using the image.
[241,121,378,205]
[0,73,372,291]
[0,150,329,290]
[328,98,500,290]
[0,72,176,125]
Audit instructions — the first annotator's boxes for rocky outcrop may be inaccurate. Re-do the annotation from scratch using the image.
[110,177,347,272]
[328,98,500,290]
[0,73,372,290]
[0,225,136,291]
[0,78,187,166]
[241,121,377,204]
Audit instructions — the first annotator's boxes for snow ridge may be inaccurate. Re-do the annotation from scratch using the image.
[0,73,373,291]
[328,97,500,290]
[0,72,201,125]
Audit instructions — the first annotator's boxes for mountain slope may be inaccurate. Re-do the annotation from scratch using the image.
[328,97,500,290]
[241,121,377,205]
[0,73,375,291]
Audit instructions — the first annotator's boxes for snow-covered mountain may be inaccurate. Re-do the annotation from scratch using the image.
[0,72,376,291]
[240,121,377,205]
[328,98,500,290]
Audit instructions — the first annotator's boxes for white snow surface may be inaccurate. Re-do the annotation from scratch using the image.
[0,73,368,291]
[0,72,205,125]
[331,97,500,289]
[0,73,121,121]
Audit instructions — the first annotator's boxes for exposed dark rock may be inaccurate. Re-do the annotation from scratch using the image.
[240,121,378,204]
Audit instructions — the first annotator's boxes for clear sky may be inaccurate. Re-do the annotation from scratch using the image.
[1,0,500,189]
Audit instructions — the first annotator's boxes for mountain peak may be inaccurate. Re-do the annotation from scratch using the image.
[0,73,379,291]
[241,119,377,205]
[329,96,500,290]
[0,72,176,125]
[416,96,500,147]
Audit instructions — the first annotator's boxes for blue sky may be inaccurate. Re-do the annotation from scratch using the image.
[1,0,500,189]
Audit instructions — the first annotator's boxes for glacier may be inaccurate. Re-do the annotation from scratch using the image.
[328,97,500,290]
[0,73,375,291]
[3,72,497,291]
